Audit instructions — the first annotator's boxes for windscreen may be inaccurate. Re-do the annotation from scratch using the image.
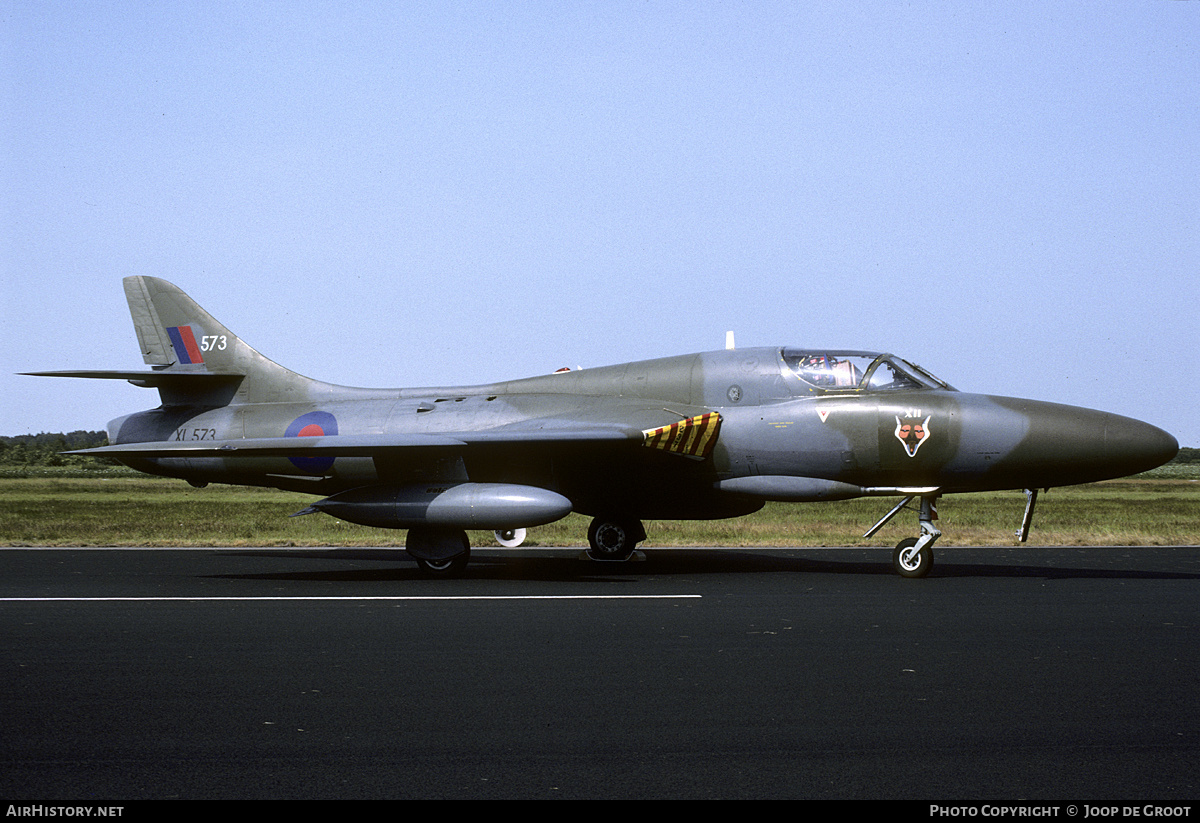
[780,350,953,393]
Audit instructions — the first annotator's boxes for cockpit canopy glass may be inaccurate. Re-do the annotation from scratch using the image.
[780,349,953,393]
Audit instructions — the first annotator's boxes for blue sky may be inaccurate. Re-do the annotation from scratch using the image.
[3,2,1197,446]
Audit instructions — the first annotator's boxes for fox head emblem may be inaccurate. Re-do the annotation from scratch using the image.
[894,413,931,457]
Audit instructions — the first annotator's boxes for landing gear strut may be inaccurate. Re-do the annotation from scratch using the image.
[586,517,645,562]
[865,494,941,578]
[1017,489,1038,542]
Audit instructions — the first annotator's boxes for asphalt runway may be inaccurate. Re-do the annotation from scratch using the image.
[2,545,1199,800]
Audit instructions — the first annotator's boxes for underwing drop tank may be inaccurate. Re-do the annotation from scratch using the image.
[296,483,573,531]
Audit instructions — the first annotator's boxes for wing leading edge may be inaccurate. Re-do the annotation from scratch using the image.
[67,413,722,460]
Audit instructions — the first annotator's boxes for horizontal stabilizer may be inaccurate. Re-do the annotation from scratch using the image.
[24,369,245,407]
[22,370,243,388]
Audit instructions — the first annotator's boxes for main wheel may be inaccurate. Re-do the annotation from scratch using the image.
[586,517,642,562]
[892,537,932,578]
[407,527,471,578]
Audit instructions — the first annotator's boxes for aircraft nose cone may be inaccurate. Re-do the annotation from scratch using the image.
[1102,416,1179,475]
[1018,402,1178,485]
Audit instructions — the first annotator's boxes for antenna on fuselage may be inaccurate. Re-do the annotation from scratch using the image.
[725,331,735,350]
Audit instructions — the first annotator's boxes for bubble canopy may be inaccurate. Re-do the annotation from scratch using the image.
[779,349,954,393]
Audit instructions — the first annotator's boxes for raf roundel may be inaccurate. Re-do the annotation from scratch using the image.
[285,411,338,473]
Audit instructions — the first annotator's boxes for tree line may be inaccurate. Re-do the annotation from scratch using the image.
[0,431,110,466]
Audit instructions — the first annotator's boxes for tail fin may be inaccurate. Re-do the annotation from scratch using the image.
[124,276,250,371]
[122,276,315,404]
[27,278,330,407]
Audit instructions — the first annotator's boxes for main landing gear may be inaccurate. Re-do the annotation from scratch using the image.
[865,494,942,578]
[406,526,471,578]
[586,516,645,562]
[405,517,649,578]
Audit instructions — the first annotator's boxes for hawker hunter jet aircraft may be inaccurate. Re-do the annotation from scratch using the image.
[29,277,1178,577]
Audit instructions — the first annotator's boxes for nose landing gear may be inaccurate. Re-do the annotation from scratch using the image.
[866,494,941,578]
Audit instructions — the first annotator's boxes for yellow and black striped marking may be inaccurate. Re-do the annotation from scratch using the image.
[642,412,722,458]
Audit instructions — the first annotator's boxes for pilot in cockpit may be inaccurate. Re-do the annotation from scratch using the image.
[796,354,860,388]
[797,354,835,386]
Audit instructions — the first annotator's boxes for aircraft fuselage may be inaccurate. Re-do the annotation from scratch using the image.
[37,277,1178,578]
[106,347,1176,515]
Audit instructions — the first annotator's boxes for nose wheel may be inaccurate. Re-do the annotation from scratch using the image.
[867,494,941,578]
[892,536,933,578]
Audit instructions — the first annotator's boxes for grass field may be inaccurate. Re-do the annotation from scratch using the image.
[2,469,1197,548]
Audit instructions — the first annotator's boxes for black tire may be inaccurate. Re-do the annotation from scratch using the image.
[892,537,932,578]
[586,517,641,562]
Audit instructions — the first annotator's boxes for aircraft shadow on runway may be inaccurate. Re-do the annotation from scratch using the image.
[208,548,1200,583]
